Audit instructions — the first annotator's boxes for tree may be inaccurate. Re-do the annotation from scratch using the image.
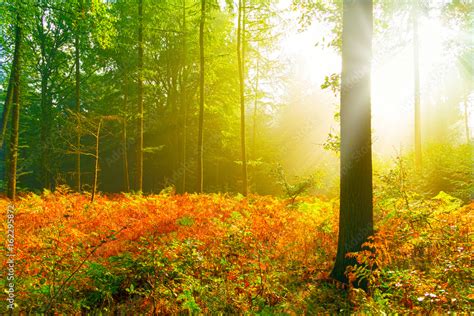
[331,0,374,288]
[0,70,13,148]
[464,89,471,143]
[197,0,205,193]
[90,116,121,202]
[7,9,22,200]
[122,78,130,192]
[444,3,474,144]
[137,0,144,192]
[74,0,83,192]
[237,0,248,195]
[32,2,71,190]
[180,0,188,193]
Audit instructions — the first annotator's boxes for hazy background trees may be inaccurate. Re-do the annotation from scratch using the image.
[0,0,471,201]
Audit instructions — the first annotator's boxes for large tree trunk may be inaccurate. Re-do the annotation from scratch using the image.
[237,0,248,195]
[7,15,22,201]
[413,5,422,170]
[331,0,374,289]
[137,0,144,192]
[197,0,205,193]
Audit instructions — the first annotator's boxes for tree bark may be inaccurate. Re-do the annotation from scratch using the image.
[122,78,130,192]
[40,69,52,190]
[252,58,259,157]
[237,0,248,195]
[331,0,374,289]
[7,15,22,201]
[0,69,14,148]
[252,50,259,192]
[75,28,81,192]
[197,0,205,193]
[137,0,144,192]
[91,119,102,203]
[181,0,188,193]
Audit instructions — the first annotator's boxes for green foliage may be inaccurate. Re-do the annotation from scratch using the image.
[322,130,340,153]
[272,164,321,204]
[321,73,340,96]
[420,143,473,202]
[375,143,473,203]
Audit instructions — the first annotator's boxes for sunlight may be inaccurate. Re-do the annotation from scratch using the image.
[279,4,461,154]
[371,12,455,153]
[283,3,450,94]
[373,13,448,106]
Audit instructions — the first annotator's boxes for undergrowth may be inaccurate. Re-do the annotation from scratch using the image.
[0,187,472,314]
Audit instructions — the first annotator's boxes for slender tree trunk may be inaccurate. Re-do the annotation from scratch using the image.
[40,70,52,190]
[137,0,144,192]
[122,118,130,192]
[252,54,259,192]
[464,93,470,143]
[75,31,81,192]
[0,69,14,147]
[7,16,22,201]
[182,99,188,191]
[237,0,248,195]
[252,59,259,156]
[38,14,52,190]
[197,0,205,193]
[170,65,179,179]
[181,0,188,193]
[331,0,374,289]
[122,78,130,192]
[413,6,422,170]
[91,119,102,203]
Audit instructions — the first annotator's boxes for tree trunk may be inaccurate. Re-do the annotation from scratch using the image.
[331,0,374,289]
[252,52,259,192]
[181,0,188,193]
[197,0,205,193]
[464,92,470,143]
[122,118,130,192]
[40,70,52,190]
[91,119,102,203]
[7,16,22,201]
[38,14,52,190]
[252,59,259,157]
[413,6,422,170]
[237,0,248,195]
[137,0,144,192]
[75,31,81,192]
[0,69,14,148]
[122,78,130,192]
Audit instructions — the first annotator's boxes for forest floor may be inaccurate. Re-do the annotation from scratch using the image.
[0,188,472,314]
